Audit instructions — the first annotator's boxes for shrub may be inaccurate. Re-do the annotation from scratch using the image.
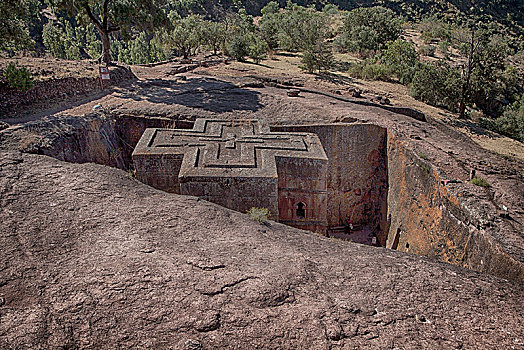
[259,12,280,51]
[348,61,392,81]
[418,45,436,57]
[470,177,490,188]
[300,40,333,73]
[3,63,34,91]
[342,6,402,53]
[381,39,419,84]
[322,4,339,15]
[227,34,252,61]
[261,1,279,16]
[493,93,524,142]
[247,207,271,223]
[419,17,451,43]
[409,61,461,112]
[42,22,65,59]
[438,40,450,57]
[249,37,269,64]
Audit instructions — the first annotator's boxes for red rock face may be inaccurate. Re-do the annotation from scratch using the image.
[273,124,389,243]
[386,132,524,282]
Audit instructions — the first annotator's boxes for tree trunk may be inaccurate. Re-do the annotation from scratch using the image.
[459,28,476,119]
[82,3,113,66]
[99,29,112,65]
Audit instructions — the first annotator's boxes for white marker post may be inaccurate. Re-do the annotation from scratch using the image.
[99,66,111,90]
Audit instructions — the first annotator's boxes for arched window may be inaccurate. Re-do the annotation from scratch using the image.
[296,202,306,219]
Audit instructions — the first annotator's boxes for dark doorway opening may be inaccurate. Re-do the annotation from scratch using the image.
[296,202,306,219]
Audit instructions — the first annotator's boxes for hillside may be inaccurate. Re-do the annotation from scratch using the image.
[236,0,524,35]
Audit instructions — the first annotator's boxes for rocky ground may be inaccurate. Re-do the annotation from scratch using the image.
[0,57,523,348]
[0,151,523,349]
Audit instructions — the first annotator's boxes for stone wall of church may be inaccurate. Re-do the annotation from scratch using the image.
[272,124,388,242]
[180,176,279,219]
[133,153,184,194]
[276,156,328,234]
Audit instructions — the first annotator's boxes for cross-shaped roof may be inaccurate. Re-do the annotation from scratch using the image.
[132,119,327,178]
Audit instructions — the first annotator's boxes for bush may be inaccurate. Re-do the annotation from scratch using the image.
[249,37,269,64]
[493,93,524,142]
[3,63,34,91]
[247,207,270,223]
[438,40,450,57]
[381,39,419,84]
[227,34,252,61]
[470,177,490,188]
[409,61,461,111]
[322,4,339,15]
[419,17,451,43]
[259,12,280,51]
[300,40,333,73]
[348,62,393,81]
[261,1,279,16]
[42,22,65,59]
[418,44,436,57]
[342,6,402,53]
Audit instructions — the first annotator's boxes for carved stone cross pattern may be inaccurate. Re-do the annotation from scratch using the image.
[132,119,328,234]
[135,119,325,177]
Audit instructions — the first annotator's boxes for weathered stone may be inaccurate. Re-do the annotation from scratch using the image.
[0,151,523,349]
[132,119,329,233]
[287,89,300,97]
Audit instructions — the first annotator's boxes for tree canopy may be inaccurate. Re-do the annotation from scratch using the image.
[49,0,168,64]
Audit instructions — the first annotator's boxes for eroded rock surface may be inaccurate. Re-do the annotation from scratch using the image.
[0,151,523,349]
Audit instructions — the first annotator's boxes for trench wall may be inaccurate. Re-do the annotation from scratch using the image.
[387,132,524,282]
[23,113,191,171]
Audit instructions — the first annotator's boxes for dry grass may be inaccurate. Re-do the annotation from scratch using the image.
[0,57,101,81]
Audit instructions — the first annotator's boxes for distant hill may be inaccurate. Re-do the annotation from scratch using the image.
[230,0,523,37]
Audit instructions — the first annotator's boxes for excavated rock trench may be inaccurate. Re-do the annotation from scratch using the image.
[7,111,522,283]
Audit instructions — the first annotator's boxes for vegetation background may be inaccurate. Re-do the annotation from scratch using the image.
[1,0,523,142]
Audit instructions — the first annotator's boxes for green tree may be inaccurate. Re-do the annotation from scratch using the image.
[259,9,280,51]
[129,32,151,64]
[279,5,329,52]
[201,21,226,55]
[260,1,279,16]
[249,36,269,64]
[410,61,462,112]
[342,6,403,54]
[381,39,419,84]
[227,33,252,61]
[467,33,510,117]
[49,0,168,64]
[0,0,34,51]
[301,40,333,74]
[494,93,524,142]
[166,15,203,59]
[223,8,256,60]
[42,21,65,58]
[63,22,82,60]
[85,23,102,59]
